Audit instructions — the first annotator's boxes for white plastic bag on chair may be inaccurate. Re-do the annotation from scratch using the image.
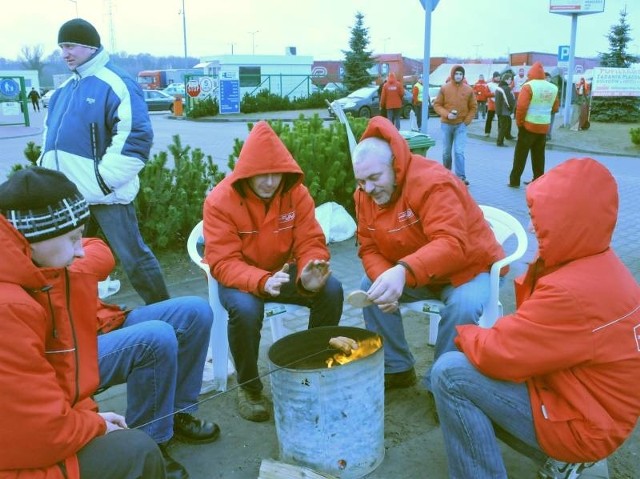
[315,202,356,243]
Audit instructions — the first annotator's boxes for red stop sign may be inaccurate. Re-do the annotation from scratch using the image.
[186,80,201,98]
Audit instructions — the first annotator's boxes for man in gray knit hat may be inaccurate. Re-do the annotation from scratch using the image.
[39,18,168,306]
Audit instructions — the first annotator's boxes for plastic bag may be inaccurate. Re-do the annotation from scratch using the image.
[315,202,356,243]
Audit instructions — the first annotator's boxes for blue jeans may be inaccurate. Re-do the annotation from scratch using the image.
[360,272,490,388]
[386,108,402,129]
[432,352,547,478]
[98,296,213,443]
[441,122,468,180]
[218,265,343,393]
[87,203,169,305]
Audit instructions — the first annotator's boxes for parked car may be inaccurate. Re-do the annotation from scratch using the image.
[323,82,346,94]
[143,89,180,112]
[328,86,413,119]
[162,83,185,97]
[41,89,55,108]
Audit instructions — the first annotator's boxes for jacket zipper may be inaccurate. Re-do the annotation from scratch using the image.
[64,268,81,406]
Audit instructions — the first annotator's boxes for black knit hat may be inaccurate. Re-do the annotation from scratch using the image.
[0,167,90,243]
[453,66,465,76]
[58,18,101,48]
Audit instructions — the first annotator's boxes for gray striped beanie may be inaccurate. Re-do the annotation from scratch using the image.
[0,167,90,243]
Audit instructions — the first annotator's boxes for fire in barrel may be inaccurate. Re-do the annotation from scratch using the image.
[268,326,385,479]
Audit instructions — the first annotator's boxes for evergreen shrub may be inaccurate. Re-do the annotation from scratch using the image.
[134,135,226,251]
[227,114,368,216]
[630,127,640,146]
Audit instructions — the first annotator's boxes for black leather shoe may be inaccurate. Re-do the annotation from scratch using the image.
[159,442,189,479]
[523,179,533,185]
[385,368,417,389]
[507,183,519,188]
[174,413,220,444]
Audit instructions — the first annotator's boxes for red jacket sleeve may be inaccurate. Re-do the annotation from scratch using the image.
[71,238,116,280]
[0,301,105,469]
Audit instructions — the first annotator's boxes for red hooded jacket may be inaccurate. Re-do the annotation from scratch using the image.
[380,72,405,110]
[0,216,111,479]
[354,117,504,287]
[203,121,329,295]
[433,65,477,125]
[455,158,640,462]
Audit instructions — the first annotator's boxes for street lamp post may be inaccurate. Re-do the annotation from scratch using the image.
[69,0,78,17]
[248,30,259,55]
[181,0,188,67]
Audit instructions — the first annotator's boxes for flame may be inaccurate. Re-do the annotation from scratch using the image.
[326,337,382,368]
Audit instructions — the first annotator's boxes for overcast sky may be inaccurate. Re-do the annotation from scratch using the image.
[1,0,636,61]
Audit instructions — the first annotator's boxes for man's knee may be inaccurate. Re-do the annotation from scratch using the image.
[143,321,179,356]
[323,275,344,300]
[431,350,469,391]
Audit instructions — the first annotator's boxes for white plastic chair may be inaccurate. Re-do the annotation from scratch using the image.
[187,220,298,392]
[403,205,529,345]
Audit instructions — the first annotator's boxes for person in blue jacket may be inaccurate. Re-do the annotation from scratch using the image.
[40,18,168,305]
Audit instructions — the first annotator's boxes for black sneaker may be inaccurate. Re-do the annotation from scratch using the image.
[384,368,416,389]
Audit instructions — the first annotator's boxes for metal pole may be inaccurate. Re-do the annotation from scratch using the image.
[420,0,433,134]
[562,13,578,127]
[249,31,259,55]
[182,0,188,66]
[69,0,78,17]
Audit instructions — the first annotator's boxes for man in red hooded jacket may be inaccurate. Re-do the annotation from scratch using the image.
[0,167,164,479]
[351,116,504,391]
[431,158,640,478]
[203,121,344,422]
[380,72,405,129]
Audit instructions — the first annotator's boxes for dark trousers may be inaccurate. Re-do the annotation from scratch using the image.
[414,103,422,128]
[484,110,496,134]
[477,101,487,119]
[78,429,165,478]
[509,128,547,185]
[218,264,344,392]
[496,115,512,145]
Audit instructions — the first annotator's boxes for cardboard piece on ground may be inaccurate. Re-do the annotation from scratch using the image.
[259,459,338,479]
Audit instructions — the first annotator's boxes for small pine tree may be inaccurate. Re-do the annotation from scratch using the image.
[591,8,640,123]
[342,12,375,92]
[599,8,638,67]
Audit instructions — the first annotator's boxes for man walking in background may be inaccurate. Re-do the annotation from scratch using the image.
[28,87,41,112]
[412,75,424,129]
[508,62,559,188]
[380,72,405,129]
[39,18,169,305]
[433,65,477,185]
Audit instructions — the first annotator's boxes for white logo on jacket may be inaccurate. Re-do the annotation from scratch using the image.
[398,209,415,222]
[86,97,96,104]
[280,211,295,223]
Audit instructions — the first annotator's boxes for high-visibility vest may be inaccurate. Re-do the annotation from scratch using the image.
[525,80,558,125]
[413,81,424,103]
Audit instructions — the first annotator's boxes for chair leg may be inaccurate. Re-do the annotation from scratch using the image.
[428,313,440,346]
[208,276,233,392]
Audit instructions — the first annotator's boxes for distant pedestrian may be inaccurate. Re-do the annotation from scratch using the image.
[512,67,527,101]
[27,87,40,112]
[508,62,559,188]
[495,78,515,147]
[473,74,490,120]
[377,75,388,118]
[545,72,556,141]
[380,72,405,129]
[433,65,477,185]
[412,76,424,129]
[484,71,501,137]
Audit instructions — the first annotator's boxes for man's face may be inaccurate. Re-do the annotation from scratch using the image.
[247,173,283,199]
[493,75,500,83]
[354,157,396,206]
[30,226,85,268]
[453,71,464,83]
[519,68,525,77]
[59,43,96,70]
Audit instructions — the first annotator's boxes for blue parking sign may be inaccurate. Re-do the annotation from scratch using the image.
[558,45,570,62]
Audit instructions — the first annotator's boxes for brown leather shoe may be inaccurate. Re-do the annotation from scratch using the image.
[238,388,270,422]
